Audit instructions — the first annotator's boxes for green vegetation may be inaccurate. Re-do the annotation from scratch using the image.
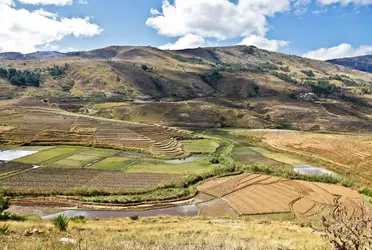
[15,146,82,164]
[308,80,341,97]
[329,75,358,86]
[0,224,9,235]
[90,157,136,170]
[200,70,223,85]
[181,139,220,154]
[48,64,68,78]
[53,215,69,231]
[173,55,204,64]
[301,70,315,78]
[51,148,117,168]
[273,72,298,84]
[260,62,279,71]
[125,157,215,175]
[71,215,87,224]
[0,67,40,87]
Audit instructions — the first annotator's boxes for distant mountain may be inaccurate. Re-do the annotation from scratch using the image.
[328,55,372,73]
[0,51,80,60]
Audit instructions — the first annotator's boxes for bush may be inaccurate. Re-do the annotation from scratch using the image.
[53,215,69,231]
[301,70,315,78]
[273,72,298,84]
[0,224,9,235]
[71,215,86,224]
[141,65,149,71]
[0,196,10,213]
[129,215,139,221]
[360,188,372,197]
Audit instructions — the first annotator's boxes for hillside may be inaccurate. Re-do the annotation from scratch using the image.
[0,45,372,132]
[328,55,372,73]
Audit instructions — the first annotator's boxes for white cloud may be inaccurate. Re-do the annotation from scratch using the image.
[318,0,372,5]
[150,8,160,15]
[146,0,291,41]
[303,43,372,60]
[17,0,73,5]
[239,35,289,52]
[0,0,102,53]
[159,34,206,50]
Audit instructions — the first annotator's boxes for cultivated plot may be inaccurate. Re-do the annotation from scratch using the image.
[197,173,361,217]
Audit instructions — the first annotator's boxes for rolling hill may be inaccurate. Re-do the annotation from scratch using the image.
[328,55,372,73]
[0,45,371,132]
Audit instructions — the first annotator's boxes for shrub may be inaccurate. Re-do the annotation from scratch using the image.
[273,72,298,84]
[301,70,315,78]
[129,215,139,221]
[53,215,69,231]
[141,65,148,71]
[360,188,372,197]
[0,224,9,235]
[71,215,87,224]
[0,196,10,213]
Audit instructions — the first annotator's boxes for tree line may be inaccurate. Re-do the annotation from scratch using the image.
[0,68,40,87]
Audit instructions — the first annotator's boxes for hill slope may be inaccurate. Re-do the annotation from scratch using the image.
[328,55,372,73]
[0,45,372,132]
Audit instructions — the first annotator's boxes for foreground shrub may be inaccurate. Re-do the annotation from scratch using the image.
[322,202,372,250]
[71,215,86,224]
[53,215,69,231]
[0,224,9,235]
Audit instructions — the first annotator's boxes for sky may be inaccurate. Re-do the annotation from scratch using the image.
[0,0,371,60]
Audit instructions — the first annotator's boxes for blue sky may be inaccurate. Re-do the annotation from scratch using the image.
[1,0,371,60]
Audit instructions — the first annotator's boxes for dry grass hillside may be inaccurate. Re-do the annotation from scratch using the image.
[1,45,372,131]
[2,216,330,250]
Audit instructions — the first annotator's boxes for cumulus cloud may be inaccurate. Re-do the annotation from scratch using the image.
[239,35,289,52]
[0,0,102,53]
[318,0,372,5]
[303,43,372,60]
[147,0,291,41]
[159,34,206,50]
[17,0,73,5]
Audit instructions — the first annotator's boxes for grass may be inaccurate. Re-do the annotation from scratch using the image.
[1,217,330,249]
[124,157,216,175]
[15,146,82,164]
[181,139,220,154]
[51,148,118,168]
[90,157,136,170]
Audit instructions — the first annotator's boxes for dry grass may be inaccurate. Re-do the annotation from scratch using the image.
[1,217,330,250]
[233,130,372,182]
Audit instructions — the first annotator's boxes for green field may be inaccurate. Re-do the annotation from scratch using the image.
[89,157,136,170]
[48,148,118,168]
[15,146,82,164]
[125,157,216,174]
[181,139,220,154]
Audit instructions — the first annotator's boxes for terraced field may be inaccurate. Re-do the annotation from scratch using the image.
[0,106,196,158]
[0,167,183,193]
[197,173,362,217]
[232,130,372,183]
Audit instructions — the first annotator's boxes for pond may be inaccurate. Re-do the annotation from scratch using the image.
[293,165,339,177]
[0,150,37,161]
[164,156,198,164]
[42,205,198,220]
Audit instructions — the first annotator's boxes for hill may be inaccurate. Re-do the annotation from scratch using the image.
[328,55,372,73]
[0,45,372,132]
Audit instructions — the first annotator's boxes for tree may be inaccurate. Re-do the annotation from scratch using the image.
[322,201,372,250]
